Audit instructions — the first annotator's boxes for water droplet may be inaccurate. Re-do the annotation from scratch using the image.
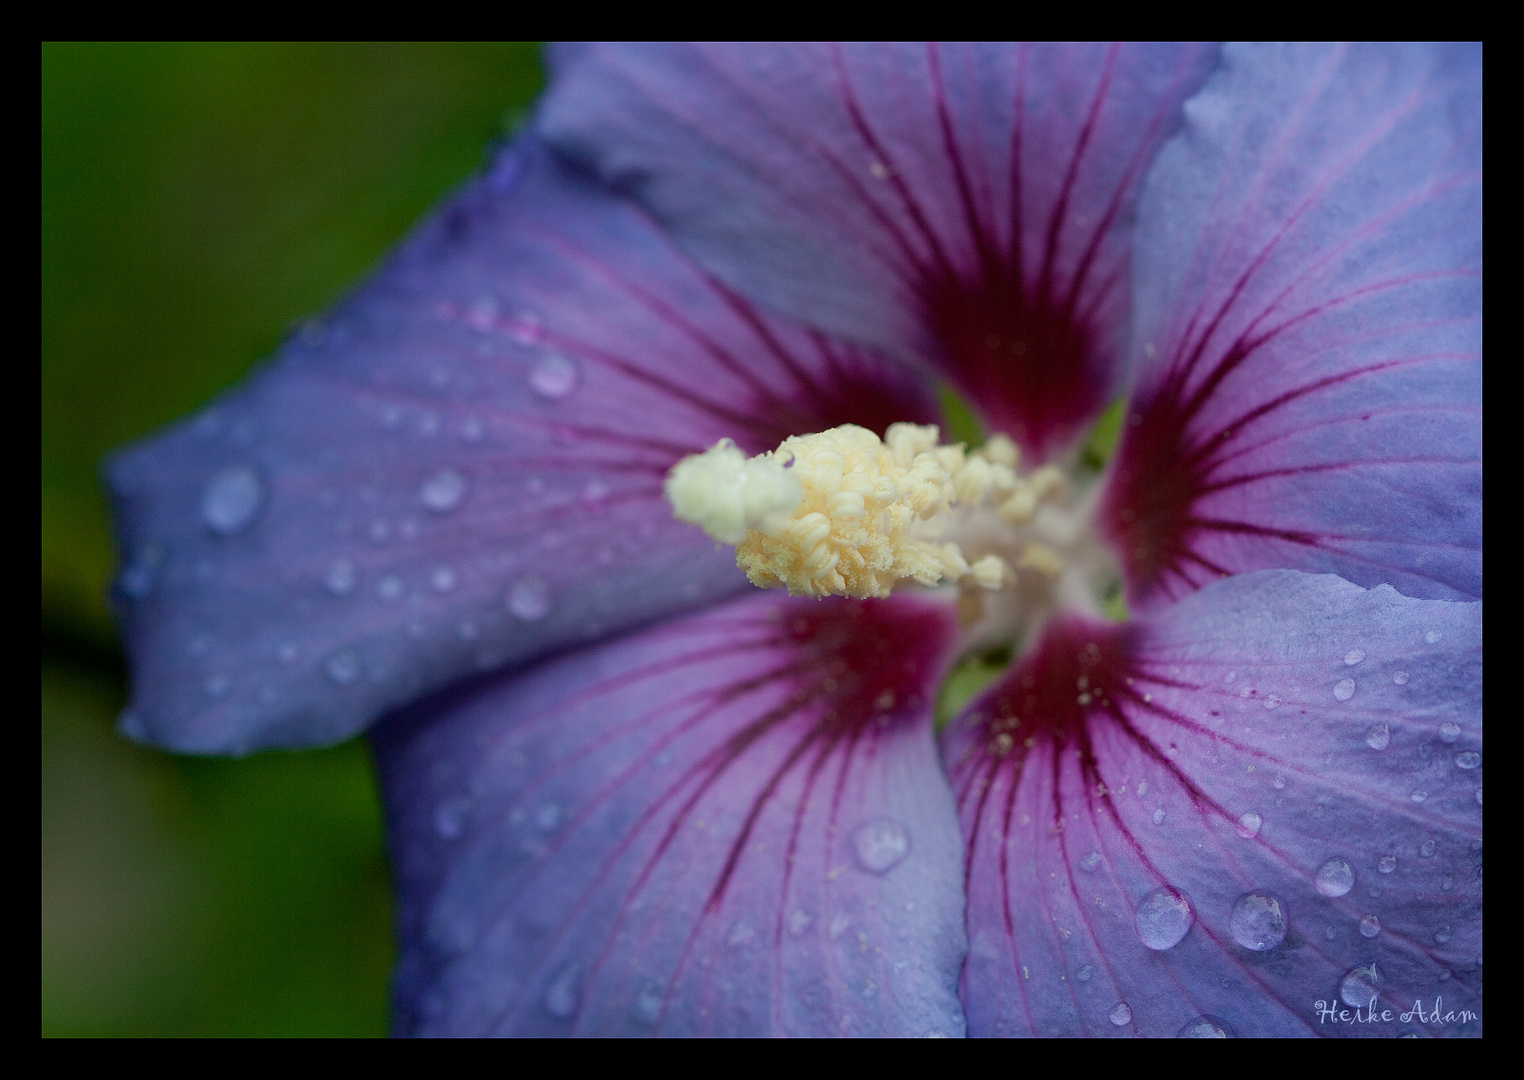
[376,574,404,601]
[430,565,456,592]
[1236,811,1263,839]
[634,982,663,1025]
[529,353,579,399]
[1358,721,1391,750]
[1344,649,1366,666]
[1273,773,1287,790]
[1177,1015,1233,1038]
[1075,965,1093,982]
[1263,693,1281,710]
[507,575,551,621]
[1456,751,1480,769]
[1424,630,1441,644]
[420,469,467,512]
[1315,858,1355,898]
[852,818,910,874]
[1393,671,1409,685]
[1411,790,1428,804]
[1340,964,1382,1008]
[1439,721,1461,743]
[787,910,813,937]
[1441,875,1453,891]
[1078,851,1102,872]
[1152,808,1166,825]
[1476,787,1483,805]
[1333,678,1356,702]
[1378,856,1397,874]
[1230,890,1288,951]
[828,913,850,939]
[536,803,562,831]
[1359,914,1381,938]
[325,559,357,596]
[728,922,756,947]
[201,465,265,535]
[326,651,359,686]
[1433,925,1453,945]
[543,964,580,1019]
[433,796,471,839]
[1420,839,1436,857]
[1135,887,1194,950]
[1109,1002,1132,1026]
[203,674,229,699]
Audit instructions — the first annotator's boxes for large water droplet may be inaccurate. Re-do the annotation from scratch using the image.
[1359,914,1381,938]
[1378,856,1397,874]
[1339,964,1382,1008]
[325,559,357,596]
[1344,649,1366,666]
[529,353,579,399]
[1455,751,1480,770]
[1333,678,1356,702]
[1177,1015,1233,1038]
[1315,858,1355,897]
[1135,887,1194,950]
[1230,890,1288,951]
[1236,811,1263,839]
[202,465,265,535]
[852,818,910,874]
[326,650,360,686]
[544,964,580,1019]
[1078,851,1102,872]
[1439,721,1461,743]
[1365,722,1390,750]
[420,468,468,512]
[1109,1002,1133,1026]
[508,575,551,621]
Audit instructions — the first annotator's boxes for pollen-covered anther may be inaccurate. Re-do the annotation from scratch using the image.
[665,424,1064,599]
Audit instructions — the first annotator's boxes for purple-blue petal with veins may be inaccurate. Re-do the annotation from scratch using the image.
[540,42,1217,459]
[107,138,937,754]
[1103,43,1481,609]
[942,570,1481,1037]
[372,591,967,1036]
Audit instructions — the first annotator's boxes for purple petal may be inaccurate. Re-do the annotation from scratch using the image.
[540,42,1217,458]
[943,571,1480,1037]
[372,592,967,1036]
[107,139,937,754]
[1103,43,1481,608]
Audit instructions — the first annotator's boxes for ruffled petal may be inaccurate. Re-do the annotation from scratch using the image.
[372,591,967,1037]
[540,42,1217,457]
[943,571,1480,1037]
[1103,43,1481,608]
[107,138,937,754]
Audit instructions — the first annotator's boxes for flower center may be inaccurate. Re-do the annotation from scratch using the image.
[665,423,1119,643]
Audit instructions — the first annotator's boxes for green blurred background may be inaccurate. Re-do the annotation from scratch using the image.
[41,43,544,1036]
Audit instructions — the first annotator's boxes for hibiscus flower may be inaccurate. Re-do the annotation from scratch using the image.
[108,42,1481,1036]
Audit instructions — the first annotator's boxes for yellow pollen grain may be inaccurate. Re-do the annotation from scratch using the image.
[665,423,1057,599]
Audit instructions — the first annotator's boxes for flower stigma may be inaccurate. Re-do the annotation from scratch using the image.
[666,423,1120,647]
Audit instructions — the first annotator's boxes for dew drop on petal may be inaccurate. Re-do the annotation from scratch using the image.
[376,574,404,601]
[1456,751,1480,770]
[1340,964,1382,1008]
[529,353,579,399]
[1440,722,1461,743]
[1344,649,1366,666]
[420,468,467,512]
[1433,925,1453,945]
[1152,808,1166,825]
[1078,851,1102,872]
[508,575,551,621]
[201,465,265,535]
[1177,1015,1233,1038]
[1273,774,1287,790]
[1315,858,1355,898]
[1425,630,1441,644]
[1360,915,1381,938]
[543,965,580,1019]
[1334,678,1356,702]
[430,565,456,593]
[1365,722,1390,750]
[1230,891,1288,951]
[1378,856,1398,874]
[325,559,357,596]
[326,651,360,686]
[1411,791,1428,804]
[1075,965,1093,983]
[1134,887,1193,951]
[1393,671,1409,685]
[1420,839,1436,857]
[787,910,813,937]
[852,818,910,875]
[1236,811,1263,839]
[1109,1002,1132,1026]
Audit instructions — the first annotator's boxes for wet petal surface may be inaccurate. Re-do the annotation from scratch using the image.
[108,140,935,753]
[1104,43,1481,608]
[943,571,1481,1036]
[373,591,967,1036]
